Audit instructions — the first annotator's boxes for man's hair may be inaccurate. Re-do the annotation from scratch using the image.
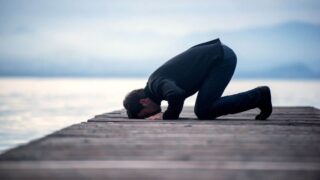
[123,88,146,119]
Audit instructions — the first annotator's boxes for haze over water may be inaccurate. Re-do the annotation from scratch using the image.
[0,78,319,152]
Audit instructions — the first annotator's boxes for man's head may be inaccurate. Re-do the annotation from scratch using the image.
[123,89,161,119]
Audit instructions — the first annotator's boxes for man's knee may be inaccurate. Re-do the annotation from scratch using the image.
[194,106,213,120]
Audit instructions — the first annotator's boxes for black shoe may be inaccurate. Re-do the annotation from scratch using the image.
[255,86,273,120]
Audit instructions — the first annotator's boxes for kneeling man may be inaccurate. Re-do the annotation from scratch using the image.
[123,38,272,120]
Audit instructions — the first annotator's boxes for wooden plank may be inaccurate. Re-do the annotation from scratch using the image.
[93,106,320,120]
[1,160,320,170]
[1,168,320,180]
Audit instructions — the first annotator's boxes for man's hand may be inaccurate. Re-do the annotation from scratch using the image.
[146,112,163,120]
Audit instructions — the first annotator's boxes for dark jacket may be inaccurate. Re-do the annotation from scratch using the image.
[144,38,224,119]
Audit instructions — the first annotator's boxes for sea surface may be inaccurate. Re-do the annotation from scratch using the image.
[0,78,319,153]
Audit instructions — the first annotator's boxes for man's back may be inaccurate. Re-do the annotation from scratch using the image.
[146,38,224,97]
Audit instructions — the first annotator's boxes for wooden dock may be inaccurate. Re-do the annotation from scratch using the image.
[1,106,320,180]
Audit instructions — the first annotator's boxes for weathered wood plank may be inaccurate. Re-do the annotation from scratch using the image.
[1,160,320,170]
[93,106,320,121]
[1,168,320,180]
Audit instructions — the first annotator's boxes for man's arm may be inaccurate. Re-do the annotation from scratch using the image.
[159,79,186,120]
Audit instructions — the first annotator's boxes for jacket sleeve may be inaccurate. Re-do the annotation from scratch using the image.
[159,79,186,120]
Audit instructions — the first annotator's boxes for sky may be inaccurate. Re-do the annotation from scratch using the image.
[0,0,319,76]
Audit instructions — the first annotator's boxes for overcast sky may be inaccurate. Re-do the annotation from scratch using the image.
[0,0,319,63]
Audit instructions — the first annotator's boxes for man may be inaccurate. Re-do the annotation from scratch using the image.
[123,38,272,120]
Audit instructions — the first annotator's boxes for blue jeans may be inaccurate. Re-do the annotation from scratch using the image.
[194,44,262,119]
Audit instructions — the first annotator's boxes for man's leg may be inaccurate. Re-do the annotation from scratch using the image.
[194,45,272,120]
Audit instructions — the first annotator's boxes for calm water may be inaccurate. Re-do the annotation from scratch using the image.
[0,78,319,153]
